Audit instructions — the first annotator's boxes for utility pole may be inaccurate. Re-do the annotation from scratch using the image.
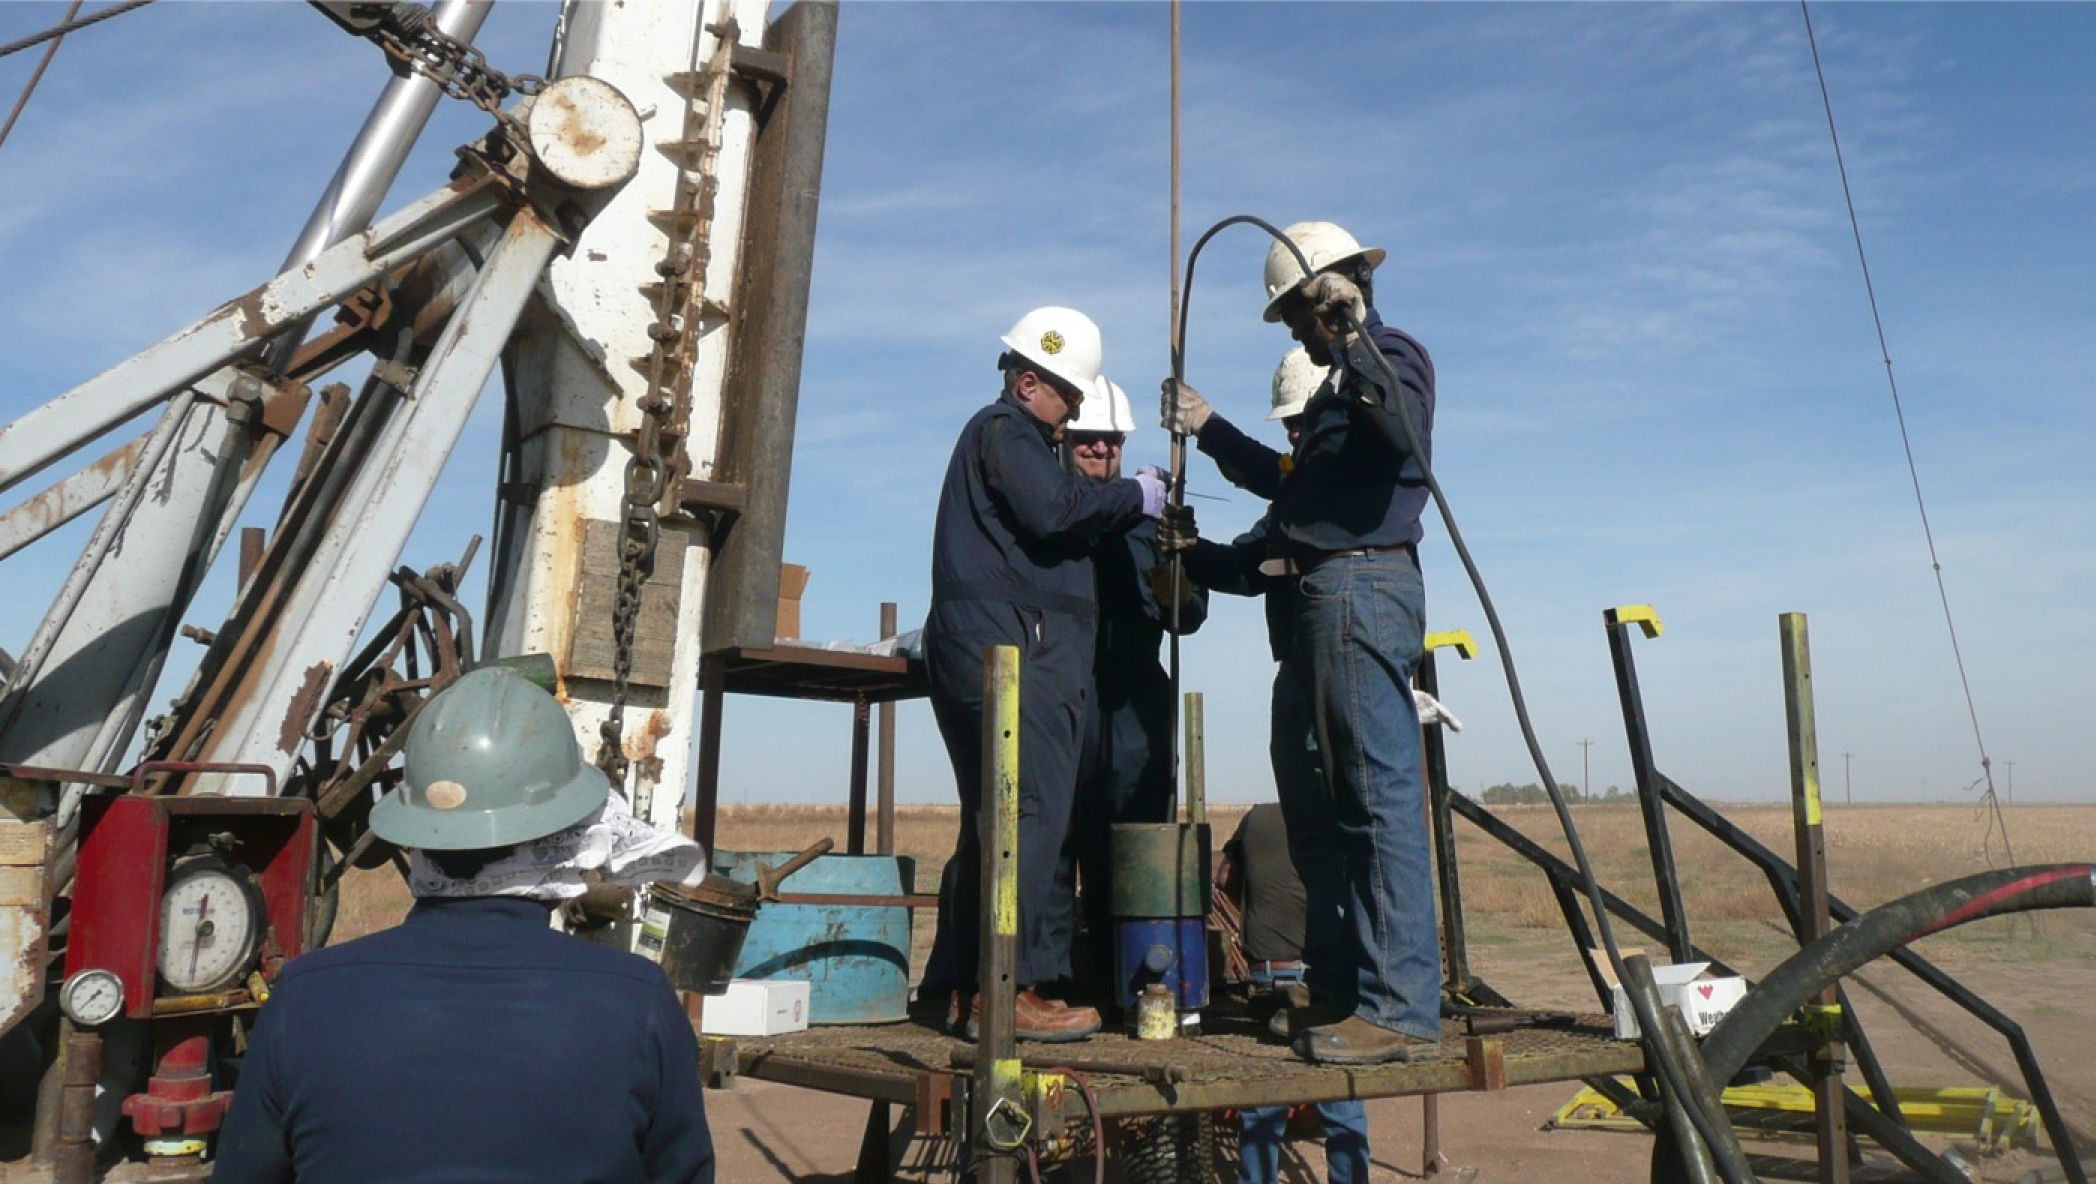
[2004,760,2014,805]
[1578,739,1593,803]
[1842,752,1853,806]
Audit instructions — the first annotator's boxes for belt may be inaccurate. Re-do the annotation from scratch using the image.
[1248,959,1306,976]
[1256,543,1416,578]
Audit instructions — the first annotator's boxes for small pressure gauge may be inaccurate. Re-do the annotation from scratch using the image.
[157,854,268,996]
[58,967,125,1027]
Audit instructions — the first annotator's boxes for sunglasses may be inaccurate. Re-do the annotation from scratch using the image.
[1069,432,1126,448]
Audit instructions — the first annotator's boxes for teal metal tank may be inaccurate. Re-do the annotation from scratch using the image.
[712,851,915,1024]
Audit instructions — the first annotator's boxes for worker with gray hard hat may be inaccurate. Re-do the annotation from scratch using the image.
[216,666,716,1184]
[920,308,1167,1043]
[1047,376,1208,1007]
[1159,222,1441,1066]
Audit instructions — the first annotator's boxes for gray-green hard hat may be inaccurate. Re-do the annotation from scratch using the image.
[368,666,610,851]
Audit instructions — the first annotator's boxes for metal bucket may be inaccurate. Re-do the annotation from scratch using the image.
[714,851,915,1024]
[641,876,759,996]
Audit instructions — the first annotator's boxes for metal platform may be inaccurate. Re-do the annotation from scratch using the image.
[730,1007,1648,1119]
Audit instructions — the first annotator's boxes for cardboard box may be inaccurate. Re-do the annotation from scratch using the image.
[1609,960,1747,1039]
[775,563,809,640]
[700,978,812,1036]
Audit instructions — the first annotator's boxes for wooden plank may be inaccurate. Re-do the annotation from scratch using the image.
[567,519,691,686]
[0,866,43,907]
[0,821,49,865]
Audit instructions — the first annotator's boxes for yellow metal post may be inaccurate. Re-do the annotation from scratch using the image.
[1781,612,1850,1183]
[973,645,1025,1182]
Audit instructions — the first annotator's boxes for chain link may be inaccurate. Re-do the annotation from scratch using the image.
[359,5,545,128]
[597,24,742,786]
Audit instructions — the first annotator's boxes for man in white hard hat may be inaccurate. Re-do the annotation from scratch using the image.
[216,666,715,1184]
[1049,377,1207,1005]
[1160,223,1441,1066]
[921,309,1168,1042]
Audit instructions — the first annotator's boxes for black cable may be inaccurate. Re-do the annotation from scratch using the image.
[1799,1,2018,871]
[1170,215,1757,1184]
[0,0,156,61]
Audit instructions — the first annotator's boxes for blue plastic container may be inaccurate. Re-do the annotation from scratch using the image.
[712,851,915,1024]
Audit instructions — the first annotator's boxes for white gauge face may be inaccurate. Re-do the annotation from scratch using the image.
[59,968,125,1026]
[157,857,266,995]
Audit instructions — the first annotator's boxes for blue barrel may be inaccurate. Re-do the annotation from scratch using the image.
[712,851,915,1024]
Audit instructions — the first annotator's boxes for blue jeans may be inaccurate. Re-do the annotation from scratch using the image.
[1285,551,1439,1038]
[1238,1101,1369,1184]
[1269,668,1348,1005]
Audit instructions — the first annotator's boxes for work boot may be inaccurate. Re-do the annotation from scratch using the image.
[1267,995,1348,1041]
[963,988,1102,1043]
[1293,1015,1437,1066]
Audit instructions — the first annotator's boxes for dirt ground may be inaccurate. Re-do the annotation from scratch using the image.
[340,801,2096,1183]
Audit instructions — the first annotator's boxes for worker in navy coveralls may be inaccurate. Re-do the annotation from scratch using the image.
[1161,222,1441,1065]
[214,668,714,1184]
[920,307,1167,1042]
[1046,377,1207,999]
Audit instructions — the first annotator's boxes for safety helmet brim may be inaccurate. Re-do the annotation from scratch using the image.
[369,760,609,851]
[1261,244,1387,323]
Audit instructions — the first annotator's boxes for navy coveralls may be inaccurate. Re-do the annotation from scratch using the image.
[921,392,1147,992]
[214,897,713,1184]
[1052,516,1208,984]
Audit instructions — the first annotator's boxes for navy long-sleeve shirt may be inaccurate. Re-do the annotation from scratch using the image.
[928,392,1146,622]
[1195,314,1434,557]
[214,896,713,1184]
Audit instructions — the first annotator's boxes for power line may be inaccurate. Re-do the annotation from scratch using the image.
[1800,1,2017,867]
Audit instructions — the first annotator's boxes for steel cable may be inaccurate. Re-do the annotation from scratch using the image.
[0,0,155,61]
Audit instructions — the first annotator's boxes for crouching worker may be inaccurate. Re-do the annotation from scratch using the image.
[215,666,715,1184]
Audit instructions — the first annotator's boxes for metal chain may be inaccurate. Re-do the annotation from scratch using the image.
[597,21,742,784]
[350,4,544,127]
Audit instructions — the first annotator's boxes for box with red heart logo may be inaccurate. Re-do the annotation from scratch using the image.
[1608,960,1747,1040]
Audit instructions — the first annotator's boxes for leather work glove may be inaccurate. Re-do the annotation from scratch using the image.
[1413,688,1463,732]
[1303,272,1367,341]
[1156,502,1199,554]
[1160,377,1213,436]
[1146,560,1198,613]
[1132,465,1168,517]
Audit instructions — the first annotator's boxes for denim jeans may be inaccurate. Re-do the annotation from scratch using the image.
[1237,1101,1369,1184]
[1285,550,1439,1038]
[1268,669,1348,1004]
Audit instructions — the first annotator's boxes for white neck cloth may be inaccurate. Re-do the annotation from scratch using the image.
[407,792,708,901]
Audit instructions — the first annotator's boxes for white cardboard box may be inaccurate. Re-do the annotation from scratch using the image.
[1609,961,1747,1039]
[700,979,812,1037]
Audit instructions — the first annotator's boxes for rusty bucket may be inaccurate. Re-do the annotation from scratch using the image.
[642,875,760,996]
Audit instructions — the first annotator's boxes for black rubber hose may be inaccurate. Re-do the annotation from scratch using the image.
[1699,864,2095,1084]
[1654,865,2096,1184]
[1170,216,1750,1181]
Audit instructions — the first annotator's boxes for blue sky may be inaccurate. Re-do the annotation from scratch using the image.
[2,2,2091,812]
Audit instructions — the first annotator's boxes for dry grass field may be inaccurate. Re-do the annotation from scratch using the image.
[334,800,2096,1182]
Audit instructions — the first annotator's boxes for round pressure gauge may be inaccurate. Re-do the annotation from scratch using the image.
[157,854,268,996]
[58,967,125,1027]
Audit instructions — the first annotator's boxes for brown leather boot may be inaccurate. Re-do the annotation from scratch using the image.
[962,988,1101,1042]
[1293,1014,1438,1065]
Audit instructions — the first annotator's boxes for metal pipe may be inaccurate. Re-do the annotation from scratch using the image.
[1604,607,1694,964]
[1780,612,1850,1183]
[262,0,494,373]
[973,644,1022,1184]
[878,601,897,855]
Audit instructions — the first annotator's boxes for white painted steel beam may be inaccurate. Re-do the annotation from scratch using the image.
[0,180,508,497]
[0,433,149,562]
[491,0,769,832]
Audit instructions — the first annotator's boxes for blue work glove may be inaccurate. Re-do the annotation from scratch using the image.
[1132,465,1168,517]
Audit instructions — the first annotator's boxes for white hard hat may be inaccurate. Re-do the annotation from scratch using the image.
[1269,348,1325,421]
[1261,221,1386,323]
[1001,306,1104,398]
[1068,376,1135,434]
